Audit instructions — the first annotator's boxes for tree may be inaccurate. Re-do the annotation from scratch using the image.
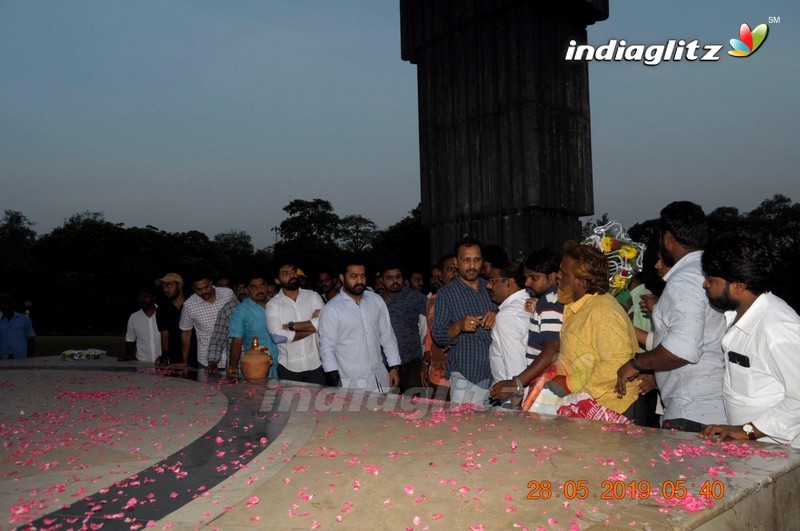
[338,214,377,253]
[707,206,744,238]
[746,194,800,256]
[273,199,342,276]
[168,230,232,278]
[278,199,339,245]
[371,205,429,274]
[0,210,36,246]
[745,195,800,308]
[32,212,128,333]
[63,210,106,227]
[30,214,236,334]
[0,210,38,296]
[214,230,255,263]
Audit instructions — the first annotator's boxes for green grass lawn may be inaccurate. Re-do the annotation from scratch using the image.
[34,336,126,359]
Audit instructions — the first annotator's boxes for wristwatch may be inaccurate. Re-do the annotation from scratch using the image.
[287,321,295,331]
[742,423,757,440]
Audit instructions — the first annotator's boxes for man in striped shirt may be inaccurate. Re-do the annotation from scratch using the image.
[489,248,563,406]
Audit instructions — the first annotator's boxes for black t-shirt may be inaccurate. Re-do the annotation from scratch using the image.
[157,301,197,365]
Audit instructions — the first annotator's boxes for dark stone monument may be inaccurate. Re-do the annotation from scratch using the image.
[400,0,608,260]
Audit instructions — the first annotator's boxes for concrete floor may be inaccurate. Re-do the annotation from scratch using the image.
[2,357,799,530]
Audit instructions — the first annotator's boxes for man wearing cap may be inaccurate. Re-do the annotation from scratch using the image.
[155,273,194,366]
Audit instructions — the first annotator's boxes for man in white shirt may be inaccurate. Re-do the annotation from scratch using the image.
[266,263,326,385]
[699,234,800,447]
[123,287,160,363]
[486,261,529,407]
[617,201,726,431]
[318,256,401,392]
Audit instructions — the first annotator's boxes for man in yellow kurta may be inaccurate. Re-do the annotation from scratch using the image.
[555,241,639,416]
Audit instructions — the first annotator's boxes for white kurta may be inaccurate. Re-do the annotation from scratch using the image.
[721,292,800,447]
[489,289,530,383]
[318,289,401,392]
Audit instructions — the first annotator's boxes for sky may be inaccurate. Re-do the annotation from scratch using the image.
[2,1,798,249]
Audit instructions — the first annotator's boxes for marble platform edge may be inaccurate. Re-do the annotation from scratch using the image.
[160,388,321,528]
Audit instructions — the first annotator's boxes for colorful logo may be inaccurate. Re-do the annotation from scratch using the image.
[728,22,769,57]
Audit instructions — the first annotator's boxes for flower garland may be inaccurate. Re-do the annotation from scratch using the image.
[583,221,646,295]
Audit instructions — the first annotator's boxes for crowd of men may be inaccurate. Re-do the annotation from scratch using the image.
[118,200,800,448]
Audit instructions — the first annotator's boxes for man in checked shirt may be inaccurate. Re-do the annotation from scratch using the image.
[432,237,498,405]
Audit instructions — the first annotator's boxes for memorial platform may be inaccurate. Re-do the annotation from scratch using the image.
[2,357,798,530]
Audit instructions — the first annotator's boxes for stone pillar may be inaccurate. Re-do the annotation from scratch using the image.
[400,0,608,261]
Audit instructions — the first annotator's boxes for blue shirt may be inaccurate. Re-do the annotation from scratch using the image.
[229,298,279,378]
[431,277,496,386]
[0,312,36,359]
[385,287,427,364]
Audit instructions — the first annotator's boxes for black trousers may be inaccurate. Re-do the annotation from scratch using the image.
[662,418,705,433]
[398,358,423,397]
[629,391,661,428]
[277,364,327,386]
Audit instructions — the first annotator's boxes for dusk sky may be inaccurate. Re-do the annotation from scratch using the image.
[2,1,798,249]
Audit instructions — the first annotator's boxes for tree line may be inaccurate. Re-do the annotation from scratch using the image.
[0,199,429,335]
[603,194,800,309]
[2,194,798,335]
